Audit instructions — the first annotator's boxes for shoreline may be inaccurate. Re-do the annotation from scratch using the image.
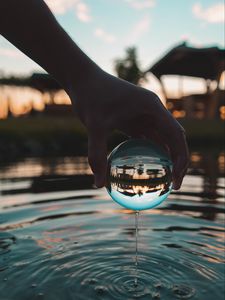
[0,117,223,162]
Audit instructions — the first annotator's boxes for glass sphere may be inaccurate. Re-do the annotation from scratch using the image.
[106,139,173,211]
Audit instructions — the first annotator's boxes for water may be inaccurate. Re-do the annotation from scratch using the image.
[0,150,224,300]
[106,139,173,211]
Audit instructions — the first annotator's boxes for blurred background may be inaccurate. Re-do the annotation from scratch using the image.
[0,0,224,189]
[0,0,225,188]
[0,0,225,195]
[0,0,225,160]
[0,2,225,299]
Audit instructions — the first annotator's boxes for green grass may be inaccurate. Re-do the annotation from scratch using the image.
[0,117,223,162]
[0,116,86,135]
[0,117,88,161]
[179,119,224,144]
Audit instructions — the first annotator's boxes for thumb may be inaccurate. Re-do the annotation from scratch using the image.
[88,127,107,188]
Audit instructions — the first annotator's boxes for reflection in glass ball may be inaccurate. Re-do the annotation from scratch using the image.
[106,139,173,211]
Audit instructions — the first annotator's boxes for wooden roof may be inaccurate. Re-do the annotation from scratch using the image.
[148,42,225,80]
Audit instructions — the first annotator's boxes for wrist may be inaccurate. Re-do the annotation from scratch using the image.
[65,60,104,103]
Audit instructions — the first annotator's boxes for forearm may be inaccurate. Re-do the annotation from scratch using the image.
[0,0,100,94]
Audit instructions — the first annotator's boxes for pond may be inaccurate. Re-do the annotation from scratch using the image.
[0,148,224,300]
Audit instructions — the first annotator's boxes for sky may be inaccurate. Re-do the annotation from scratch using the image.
[0,0,224,76]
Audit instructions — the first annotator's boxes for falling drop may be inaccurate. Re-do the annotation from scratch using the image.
[134,210,139,287]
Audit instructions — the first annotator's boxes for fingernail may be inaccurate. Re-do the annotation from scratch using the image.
[172,182,180,190]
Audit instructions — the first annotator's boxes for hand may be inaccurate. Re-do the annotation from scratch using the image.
[68,69,189,190]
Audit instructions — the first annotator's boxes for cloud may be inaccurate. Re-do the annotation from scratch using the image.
[94,28,116,43]
[75,2,91,22]
[0,48,23,58]
[125,0,155,10]
[45,0,91,22]
[126,15,151,44]
[44,0,77,14]
[192,2,225,23]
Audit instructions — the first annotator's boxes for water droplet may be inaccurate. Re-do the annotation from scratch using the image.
[94,286,108,295]
[172,284,195,299]
[154,282,162,289]
[152,292,161,299]
[89,278,98,285]
[106,139,172,211]
[124,279,145,293]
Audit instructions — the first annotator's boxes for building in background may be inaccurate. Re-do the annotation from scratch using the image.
[0,42,224,120]
[147,43,225,120]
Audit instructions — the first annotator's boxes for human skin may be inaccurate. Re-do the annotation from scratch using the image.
[0,0,189,189]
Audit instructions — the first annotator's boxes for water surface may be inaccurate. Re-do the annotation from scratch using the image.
[0,152,224,300]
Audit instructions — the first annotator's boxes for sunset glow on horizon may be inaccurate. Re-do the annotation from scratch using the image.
[0,71,224,119]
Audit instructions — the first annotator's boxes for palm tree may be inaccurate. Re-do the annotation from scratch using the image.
[114,47,146,85]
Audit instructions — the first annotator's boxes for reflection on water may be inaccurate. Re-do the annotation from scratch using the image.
[0,148,224,299]
[1,150,224,202]
[0,157,92,179]
[188,151,224,199]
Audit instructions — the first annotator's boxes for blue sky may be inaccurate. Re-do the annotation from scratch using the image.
[0,0,224,76]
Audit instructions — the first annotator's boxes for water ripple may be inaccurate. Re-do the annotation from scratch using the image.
[0,187,224,299]
[0,222,224,300]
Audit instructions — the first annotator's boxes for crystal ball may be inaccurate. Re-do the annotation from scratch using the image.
[106,139,173,211]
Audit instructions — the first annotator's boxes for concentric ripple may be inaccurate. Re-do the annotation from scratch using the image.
[0,206,224,300]
[0,162,225,300]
